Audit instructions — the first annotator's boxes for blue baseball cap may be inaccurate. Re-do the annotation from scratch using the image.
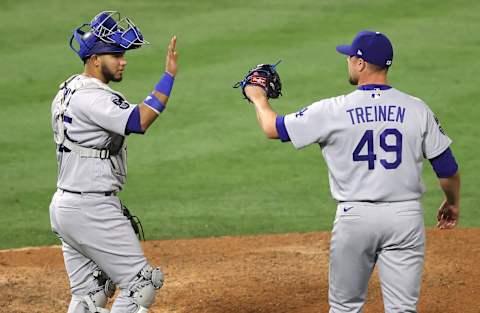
[336,31,393,68]
[70,26,127,60]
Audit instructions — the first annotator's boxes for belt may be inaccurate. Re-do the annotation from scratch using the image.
[60,189,117,196]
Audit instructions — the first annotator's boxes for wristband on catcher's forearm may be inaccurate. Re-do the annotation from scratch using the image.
[154,72,175,96]
[143,93,165,114]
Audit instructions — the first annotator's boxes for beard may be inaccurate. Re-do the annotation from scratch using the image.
[348,74,358,85]
[101,64,123,83]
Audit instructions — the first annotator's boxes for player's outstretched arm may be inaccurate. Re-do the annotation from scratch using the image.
[137,36,179,132]
[245,85,279,139]
[436,172,461,229]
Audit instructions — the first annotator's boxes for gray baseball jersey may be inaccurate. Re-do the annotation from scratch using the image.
[284,87,452,201]
[51,75,135,192]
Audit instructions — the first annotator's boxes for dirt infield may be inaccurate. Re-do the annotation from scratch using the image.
[0,228,478,313]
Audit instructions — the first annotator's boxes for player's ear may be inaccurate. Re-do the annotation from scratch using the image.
[90,54,101,67]
[358,58,367,72]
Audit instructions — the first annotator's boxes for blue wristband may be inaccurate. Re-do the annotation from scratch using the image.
[275,115,291,142]
[144,93,165,114]
[154,72,175,96]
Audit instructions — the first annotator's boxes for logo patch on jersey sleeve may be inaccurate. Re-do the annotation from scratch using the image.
[434,115,446,135]
[111,95,130,109]
[295,107,308,118]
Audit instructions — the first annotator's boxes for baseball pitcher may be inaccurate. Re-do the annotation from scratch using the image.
[236,31,461,312]
[49,11,178,313]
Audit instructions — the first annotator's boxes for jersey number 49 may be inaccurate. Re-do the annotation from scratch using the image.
[353,128,402,170]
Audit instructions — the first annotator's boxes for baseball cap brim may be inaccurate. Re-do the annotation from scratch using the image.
[84,40,126,58]
[336,45,354,56]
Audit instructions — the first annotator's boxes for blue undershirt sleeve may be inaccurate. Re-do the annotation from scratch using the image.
[125,106,144,135]
[429,147,458,178]
[276,115,291,142]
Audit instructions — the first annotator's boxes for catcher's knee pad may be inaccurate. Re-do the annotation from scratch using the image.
[80,269,117,313]
[128,264,164,312]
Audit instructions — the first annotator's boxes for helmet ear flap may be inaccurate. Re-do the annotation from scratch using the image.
[70,24,97,58]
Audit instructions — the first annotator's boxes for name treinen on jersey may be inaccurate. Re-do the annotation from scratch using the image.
[346,105,406,125]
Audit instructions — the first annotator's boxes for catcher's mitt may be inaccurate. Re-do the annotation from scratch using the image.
[233,60,282,101]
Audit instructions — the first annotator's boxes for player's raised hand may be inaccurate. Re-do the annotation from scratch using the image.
[165,35,178,77]
[436,200,459,229]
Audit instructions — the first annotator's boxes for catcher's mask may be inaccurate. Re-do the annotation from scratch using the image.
[70,11,149,60]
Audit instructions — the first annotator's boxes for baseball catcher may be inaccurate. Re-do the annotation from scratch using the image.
[49,10,178,313]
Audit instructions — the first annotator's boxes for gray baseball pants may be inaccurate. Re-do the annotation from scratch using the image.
[50,189,148,313]
[329,200,425,313]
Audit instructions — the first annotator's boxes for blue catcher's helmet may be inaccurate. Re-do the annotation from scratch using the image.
[70,11,149,60]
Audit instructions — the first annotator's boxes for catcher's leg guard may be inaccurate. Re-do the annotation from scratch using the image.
[73,269,116,313]
[128,264,164,312]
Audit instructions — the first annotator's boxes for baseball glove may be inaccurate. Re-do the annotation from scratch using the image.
[233,60,282,101]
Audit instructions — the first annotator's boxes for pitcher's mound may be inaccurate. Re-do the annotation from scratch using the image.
[1,228,478,312]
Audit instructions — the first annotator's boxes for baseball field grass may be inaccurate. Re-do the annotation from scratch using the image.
[0,0,479,249]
